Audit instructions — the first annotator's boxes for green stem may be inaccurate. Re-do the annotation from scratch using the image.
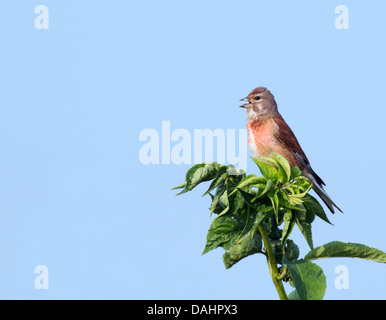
[257,223,288,300]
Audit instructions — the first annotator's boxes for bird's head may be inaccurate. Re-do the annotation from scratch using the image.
[240,87,278,122]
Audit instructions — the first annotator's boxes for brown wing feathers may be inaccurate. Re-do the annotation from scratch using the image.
[273,114,326,187]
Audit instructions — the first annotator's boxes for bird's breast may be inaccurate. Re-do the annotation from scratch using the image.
[247,119,279,158]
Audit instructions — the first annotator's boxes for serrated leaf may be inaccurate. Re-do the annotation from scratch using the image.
[171,181,187,190]
[287,289,300,300]
[227,189,246,219]
[202,216,243,254]
[230,174,267,196]
[255,179,274,199]
[225,177,239,195]
[177,162,221,195]
[303,194,332,225]
[284,239,300,261]
[223,232,263,269]
[249,206,274,239]
[202,166,228,196]
[270,152,291,183]
[283,258,326,300]
[237,188,258,206]
[209,185,227,216]
[305,206,315,224]
[226,165,246,176]
[295,210,313,251]
[282,210,296,248]
[304,241,386,263]
[251,157,278,181]
[255,156,279,167]
[269,189,279,222]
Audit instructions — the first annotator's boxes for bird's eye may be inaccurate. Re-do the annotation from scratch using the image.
[255,96,261,101]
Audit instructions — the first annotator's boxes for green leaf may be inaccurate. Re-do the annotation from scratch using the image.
[202,166,228,196]
[202,216,243,254]
[224,170,246,195]
[290,166,302,179]
[287,194,304,206]
[277,189,303,211]
[270,152,291,183]
[303,194,332,225]
[283,258,326,300]
[223,233,263,269]
[237,188,258,206]
[249,208,273,239]
[177,163,221,195]
[269,189,279,222]
[226,189,246,220]
[292,183,312,199]
[304,241,386,263]
[255,179,274,199]
[255,156,279,167]
[295,210,314,251]
[209,186,228,216]
[230,174,267,195]
[171,181,187,190]
[287,290,300,300]
[251,157,278,181]
[226,165,246,177]
[284,239,300,262]
[282,210,296,248]
[238,181,273,207]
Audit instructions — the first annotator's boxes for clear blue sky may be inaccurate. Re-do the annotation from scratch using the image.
[0,1,385,299]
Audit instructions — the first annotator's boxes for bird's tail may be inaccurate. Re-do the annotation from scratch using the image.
[303,172,343,214]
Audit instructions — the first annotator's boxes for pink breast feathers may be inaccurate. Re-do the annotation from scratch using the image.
[247,119,279,158]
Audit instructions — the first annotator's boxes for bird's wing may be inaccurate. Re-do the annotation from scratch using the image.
[272,114,326,187]
[272,115,342,213]
[272,115,310,165]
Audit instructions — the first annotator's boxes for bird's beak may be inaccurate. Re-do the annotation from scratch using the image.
[239,97,250,108]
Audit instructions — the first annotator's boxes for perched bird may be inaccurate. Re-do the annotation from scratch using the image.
[240,87,342,213]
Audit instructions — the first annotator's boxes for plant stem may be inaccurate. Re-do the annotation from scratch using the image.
[257,223,288,300]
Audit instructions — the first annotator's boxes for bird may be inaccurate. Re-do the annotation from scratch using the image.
[240,86,342,213]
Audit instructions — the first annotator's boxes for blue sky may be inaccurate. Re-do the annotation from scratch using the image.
[0,1,385,299]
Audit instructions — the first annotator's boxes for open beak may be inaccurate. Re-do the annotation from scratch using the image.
[239,97,250,108]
